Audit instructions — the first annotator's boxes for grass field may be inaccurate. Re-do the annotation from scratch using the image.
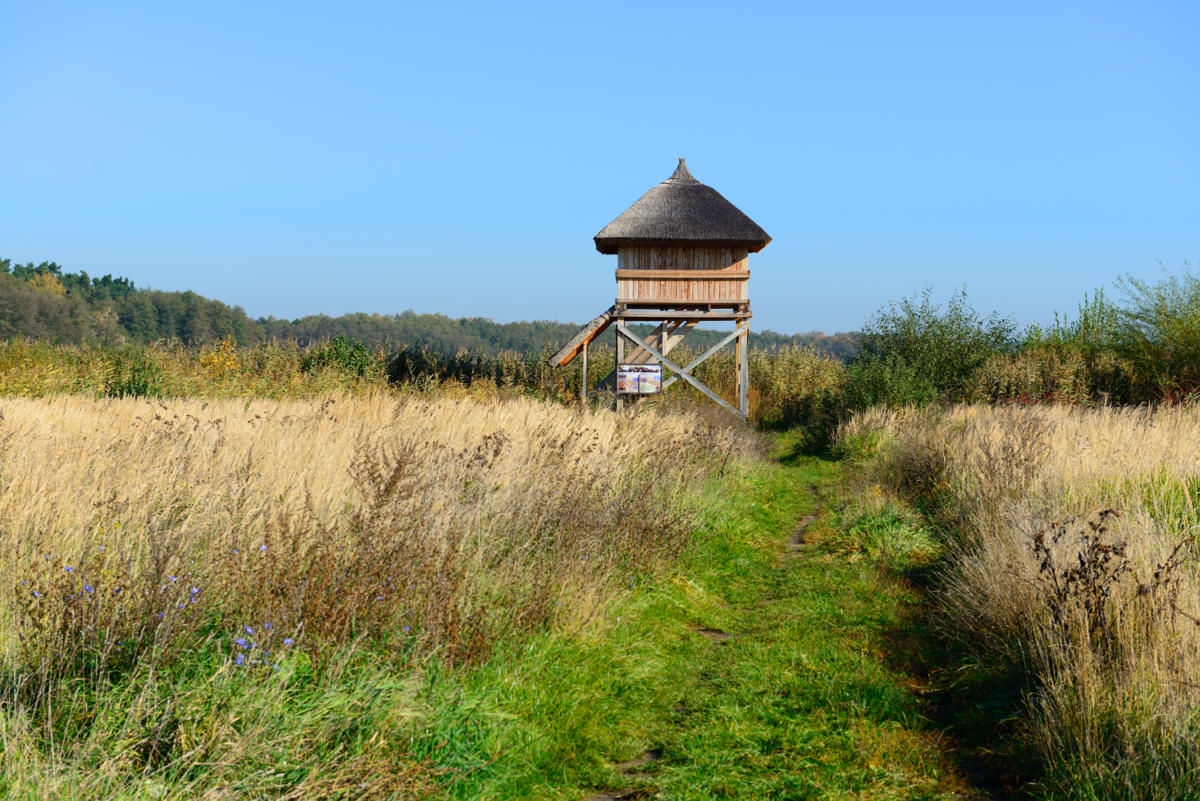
[0,391,763,797]
[8,334,1200,799]
[0,383,995,800]
[843,403,1200,800]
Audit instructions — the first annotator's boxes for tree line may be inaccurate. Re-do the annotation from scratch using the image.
[0,258,856,358]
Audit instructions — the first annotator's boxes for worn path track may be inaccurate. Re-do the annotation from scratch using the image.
[581,466,993,800]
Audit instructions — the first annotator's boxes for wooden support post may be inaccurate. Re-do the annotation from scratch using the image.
[615,323,624,412]
[736,319,750,418]
[580,339,588,403]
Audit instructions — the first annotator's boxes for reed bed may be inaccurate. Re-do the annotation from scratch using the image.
[840,403,1200,798]
[0,391,761,795]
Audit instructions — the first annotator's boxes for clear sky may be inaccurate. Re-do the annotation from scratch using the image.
[2,0,1197,334]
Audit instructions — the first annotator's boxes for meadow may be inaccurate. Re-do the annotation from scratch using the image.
[841,404,1200,799]
[0,383,764,797]
[5,264,1200,800]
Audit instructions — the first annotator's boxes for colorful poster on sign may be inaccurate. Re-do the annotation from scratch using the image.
[617,364,663,394]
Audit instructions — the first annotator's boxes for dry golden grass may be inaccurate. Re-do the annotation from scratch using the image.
[0,389,763,796]
[0,390,760,684]
[841,403,1200,794]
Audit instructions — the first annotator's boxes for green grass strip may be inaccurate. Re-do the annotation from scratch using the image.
[416,450,974,800]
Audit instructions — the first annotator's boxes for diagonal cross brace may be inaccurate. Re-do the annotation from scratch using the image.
[614,322,746,419]
[661,326,742,390]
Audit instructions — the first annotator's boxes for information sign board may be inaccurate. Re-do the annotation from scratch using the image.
[616,364,663,395]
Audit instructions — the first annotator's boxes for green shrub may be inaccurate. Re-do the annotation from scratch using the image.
[843,353,938,410]
[1113,264,1200,400]
[849,287,1016,409]
[299,335,379,378]
[103,346,164,398]
[1024,288,1122,355]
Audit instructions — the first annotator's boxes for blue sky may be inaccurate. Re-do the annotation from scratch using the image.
[2,0,1196,334]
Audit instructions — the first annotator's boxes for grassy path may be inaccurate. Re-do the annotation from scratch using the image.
[424,452,989,800]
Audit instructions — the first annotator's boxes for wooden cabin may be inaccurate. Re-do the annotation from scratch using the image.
[551,158,771,418]
[594,158,770,311]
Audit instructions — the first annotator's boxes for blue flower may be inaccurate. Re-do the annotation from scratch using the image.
[282,638,294,646]
[190,586,200,595]
[98,545,106,552]
[244,625,254,635]
[32,590,40,598]
[83,585,94,594]
[233,548,239,555]
[64,566,74,573]
[168,575,177,582]
[259,544,268,552]
[235,637,248,648]
[263,622,271,630]
[235,653,246,666]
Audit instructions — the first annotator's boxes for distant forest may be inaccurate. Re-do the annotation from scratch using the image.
[0,259,858,360]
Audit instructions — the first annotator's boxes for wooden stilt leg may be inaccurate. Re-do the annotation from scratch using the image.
[580,341,588,403]
[737,319,750,419]
[615,323,624,412]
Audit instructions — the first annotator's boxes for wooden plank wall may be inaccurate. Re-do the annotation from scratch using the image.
[616,246,749,304]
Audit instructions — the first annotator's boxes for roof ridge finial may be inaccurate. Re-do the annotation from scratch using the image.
[667,157,698,184]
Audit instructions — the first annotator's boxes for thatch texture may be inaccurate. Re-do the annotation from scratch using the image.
[594,159,771,255]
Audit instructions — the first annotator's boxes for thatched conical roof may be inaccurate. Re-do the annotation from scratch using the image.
[594,159,771,255]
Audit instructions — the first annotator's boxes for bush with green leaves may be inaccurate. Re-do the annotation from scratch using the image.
[103,346,164,398]
[1024,288,1122,355]
[299,335,380,378]
[1111,264,1200,400]
[848,287,1016,409]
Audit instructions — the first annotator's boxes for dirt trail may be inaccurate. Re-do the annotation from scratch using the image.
[785,484,822,552]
